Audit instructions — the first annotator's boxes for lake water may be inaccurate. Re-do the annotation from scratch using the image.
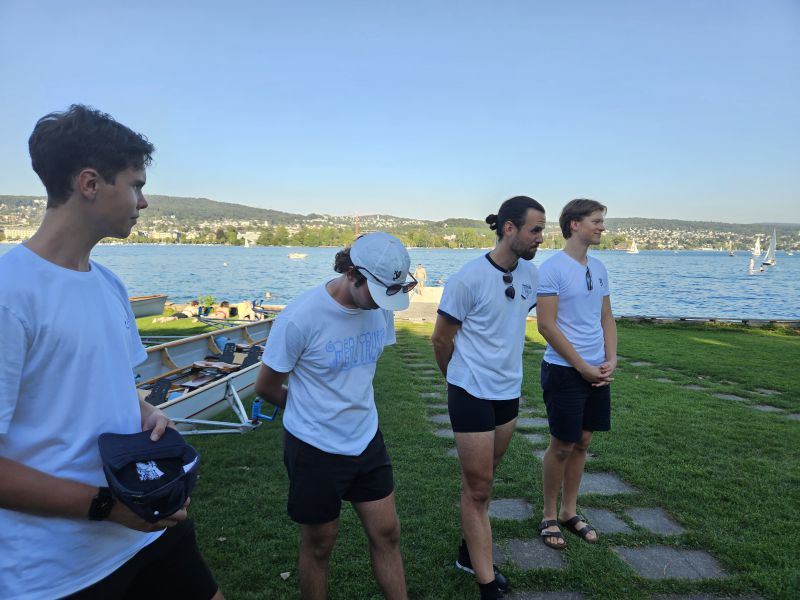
[2,243,799,320]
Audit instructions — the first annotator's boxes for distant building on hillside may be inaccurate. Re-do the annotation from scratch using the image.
[2,225,38,240]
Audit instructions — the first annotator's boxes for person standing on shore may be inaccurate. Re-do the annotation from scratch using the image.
[255,232,414,600]
[536,198,617,549]
[432,196,546,600]
[0,105,223,599]
[414,263,427,296]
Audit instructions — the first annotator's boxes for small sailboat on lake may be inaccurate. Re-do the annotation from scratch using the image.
[752,236,761,257]
[627,239,639,254]
[762,228,777,266]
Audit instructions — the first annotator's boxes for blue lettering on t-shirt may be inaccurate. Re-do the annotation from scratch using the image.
[325,328,386,371]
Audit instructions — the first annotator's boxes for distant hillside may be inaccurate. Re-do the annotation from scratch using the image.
[2,193,797,239]
[143,195,304,225]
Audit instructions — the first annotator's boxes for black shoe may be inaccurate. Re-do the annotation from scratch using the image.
[455,540,509,593]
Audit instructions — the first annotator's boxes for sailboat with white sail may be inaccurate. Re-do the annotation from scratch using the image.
[762,228,777,266]
[627,239,639,254]
[752,236,761,257]
[727,239,734,256]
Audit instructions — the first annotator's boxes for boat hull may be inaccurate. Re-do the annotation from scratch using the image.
[136,320,272,421]
[130,294,169,318]
[157,364,260,422]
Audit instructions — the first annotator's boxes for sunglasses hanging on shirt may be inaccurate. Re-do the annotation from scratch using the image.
[503,271,515,299]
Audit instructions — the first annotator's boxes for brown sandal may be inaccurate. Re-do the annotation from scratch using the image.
[538,519,567,550]
[558,515,598,544]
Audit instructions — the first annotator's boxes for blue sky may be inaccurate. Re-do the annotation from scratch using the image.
[1,0,798,223]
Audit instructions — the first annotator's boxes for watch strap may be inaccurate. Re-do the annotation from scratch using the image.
[88,486,115,521]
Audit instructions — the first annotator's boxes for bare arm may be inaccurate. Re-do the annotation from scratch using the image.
[255,364,288,409]
[431,314,460,378]
[0,456,186,531]
[0,397,188,531]
[536,295,608,385]
[598,296,618,379]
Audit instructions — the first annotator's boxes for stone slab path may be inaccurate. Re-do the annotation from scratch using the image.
[489,498,533,521]
[517,417,550,428]
[503,538,566,570]
[579,507,631,533]
[625,508,685,535]
[579,473,636,495]
[612,546,727,580]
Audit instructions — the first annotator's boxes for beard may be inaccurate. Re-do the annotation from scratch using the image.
[511,237,538,261]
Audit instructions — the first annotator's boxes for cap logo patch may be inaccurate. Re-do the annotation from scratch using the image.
[136,460,166,482]
[394,270,402,280]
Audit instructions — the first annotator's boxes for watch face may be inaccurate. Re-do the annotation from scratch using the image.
[90,488,115,520]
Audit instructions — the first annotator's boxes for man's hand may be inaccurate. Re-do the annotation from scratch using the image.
[577,363,615,387]
[584,356,617,387]
[108,497,190,532]
[140,400,175,441]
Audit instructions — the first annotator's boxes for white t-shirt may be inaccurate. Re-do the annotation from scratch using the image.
[438,253,539,400]
[262,283,396,456]
[0,245,162,600]
[537,250,611,367]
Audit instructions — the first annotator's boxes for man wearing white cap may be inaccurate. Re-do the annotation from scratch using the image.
[255,232,415,600]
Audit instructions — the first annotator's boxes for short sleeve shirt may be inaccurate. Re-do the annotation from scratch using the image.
[438,254,538,399]
[537,251,610,366]
[262,283,396,456]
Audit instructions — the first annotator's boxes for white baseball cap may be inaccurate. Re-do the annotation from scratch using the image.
[350,232,413,311]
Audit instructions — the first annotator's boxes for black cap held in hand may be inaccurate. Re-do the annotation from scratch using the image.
[98,428,200,523]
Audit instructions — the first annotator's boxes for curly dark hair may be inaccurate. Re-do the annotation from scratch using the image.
[333,247,367,284]
[28,104,155,208]
[559,198,607,238]
[485,195,545,239]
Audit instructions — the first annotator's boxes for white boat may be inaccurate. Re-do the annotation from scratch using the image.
[627,239,639,254]
[135,320,274,433]
[288,252,308,259]
[762,228,777,266]
[129,294,168,318]
[727,240,734,257]
[752,236,761,257]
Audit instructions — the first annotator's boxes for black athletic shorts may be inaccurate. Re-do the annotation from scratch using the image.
[283,429,394,524]
[541,360,611,443]
[64,519,218,600]
[447,384,519,433]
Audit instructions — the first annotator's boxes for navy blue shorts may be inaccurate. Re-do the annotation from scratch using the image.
[64,520,218,599]
[283,429,394,524]
[541,360,611,443]
[448,384,519,433]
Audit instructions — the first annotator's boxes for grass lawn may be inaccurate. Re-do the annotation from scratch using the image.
[173,320,799,599]
[135,314,213,338]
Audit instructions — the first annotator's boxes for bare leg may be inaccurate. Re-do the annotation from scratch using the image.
[559,430,598,542]
[298,519,339,600]
[456,417,516,584]
[353,493,407,600]
[541,436,574,547]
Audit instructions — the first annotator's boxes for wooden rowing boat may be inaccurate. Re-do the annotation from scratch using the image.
[129,294,169,318]
[135,319,273,432]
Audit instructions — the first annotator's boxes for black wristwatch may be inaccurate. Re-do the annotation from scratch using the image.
[88,486,115,521]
